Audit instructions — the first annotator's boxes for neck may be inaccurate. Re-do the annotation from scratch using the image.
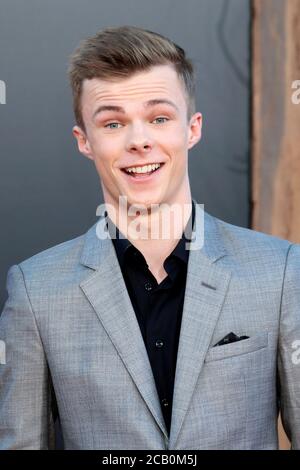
[104,189,193,275]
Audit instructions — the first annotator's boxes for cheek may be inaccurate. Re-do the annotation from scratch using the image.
[164,122,189,150]
[158,132,185,158]
[91,138,124,184]
[165,130,189,163]
[93,140,115,160]
[90,134,123,168]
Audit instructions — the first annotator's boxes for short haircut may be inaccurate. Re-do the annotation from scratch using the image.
[68,26,196,130]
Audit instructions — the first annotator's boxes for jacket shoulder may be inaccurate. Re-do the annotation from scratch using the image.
[18,229,89,277]
[208,212,293,261]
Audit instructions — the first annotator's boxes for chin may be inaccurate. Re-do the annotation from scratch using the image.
[127,196,162,212]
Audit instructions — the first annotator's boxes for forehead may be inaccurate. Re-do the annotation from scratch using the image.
[81,65,187,111]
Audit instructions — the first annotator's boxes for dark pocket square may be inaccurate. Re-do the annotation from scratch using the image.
[213,332,250,347]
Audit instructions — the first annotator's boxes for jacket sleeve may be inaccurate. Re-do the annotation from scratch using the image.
[0,264,56,449]
[278,243,300,449]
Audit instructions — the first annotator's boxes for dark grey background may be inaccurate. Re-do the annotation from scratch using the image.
[0,0,250,312]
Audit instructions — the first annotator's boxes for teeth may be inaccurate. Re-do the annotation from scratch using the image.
[125,163,161,174]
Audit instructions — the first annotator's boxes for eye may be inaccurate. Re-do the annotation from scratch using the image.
[152,117,169,124]
[104,122,122,129]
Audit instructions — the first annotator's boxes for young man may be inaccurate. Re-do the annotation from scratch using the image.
[0,26,299,450]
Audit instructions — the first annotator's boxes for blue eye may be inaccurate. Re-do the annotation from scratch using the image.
[153,117,169,124]
[105,122,121,129]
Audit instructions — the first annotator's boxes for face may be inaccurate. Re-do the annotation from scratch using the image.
[73,64,202,213]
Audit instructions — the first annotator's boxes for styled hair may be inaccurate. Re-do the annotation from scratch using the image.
[68,26,196,130]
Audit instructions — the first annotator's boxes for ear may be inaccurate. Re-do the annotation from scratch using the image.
[187,112,202,150]
[72,125,94,161]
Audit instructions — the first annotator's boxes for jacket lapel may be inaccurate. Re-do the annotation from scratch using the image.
[169,203,232,448]
[79,216,168,439]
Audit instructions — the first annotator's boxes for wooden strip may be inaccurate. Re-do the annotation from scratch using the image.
[252,0,300,449]
[252,0,300,243]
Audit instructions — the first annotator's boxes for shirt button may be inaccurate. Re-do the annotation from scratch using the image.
[155,339,164,349]
[144,282,153,291]
[161,399,169,407]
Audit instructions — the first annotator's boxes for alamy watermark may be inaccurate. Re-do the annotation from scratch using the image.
[95,196,204,251]
[291,340,300,365]
[0,340,6,365]
[0,80,6,104]
[291,80,300,104]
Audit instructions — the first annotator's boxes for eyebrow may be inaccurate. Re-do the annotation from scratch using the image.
[145,99,179,111]
[93,99,179,119]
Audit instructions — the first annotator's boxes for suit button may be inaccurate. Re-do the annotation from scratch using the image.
[144,282,153,291]
[161,398,169,407]
[155,339,164,349]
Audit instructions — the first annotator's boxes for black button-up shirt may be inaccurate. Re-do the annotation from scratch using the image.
[105,201,195,435]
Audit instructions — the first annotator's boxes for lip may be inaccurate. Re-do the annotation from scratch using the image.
[120,163,165,184]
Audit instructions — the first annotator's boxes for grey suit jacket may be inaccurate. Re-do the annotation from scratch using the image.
[1,200,300,449]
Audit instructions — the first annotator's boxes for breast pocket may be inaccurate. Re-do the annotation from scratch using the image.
[204,331,269,363]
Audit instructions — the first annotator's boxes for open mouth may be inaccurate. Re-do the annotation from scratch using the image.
[121,163,165,179]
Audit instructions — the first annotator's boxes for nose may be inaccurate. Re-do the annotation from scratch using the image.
[126,122,153,154]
